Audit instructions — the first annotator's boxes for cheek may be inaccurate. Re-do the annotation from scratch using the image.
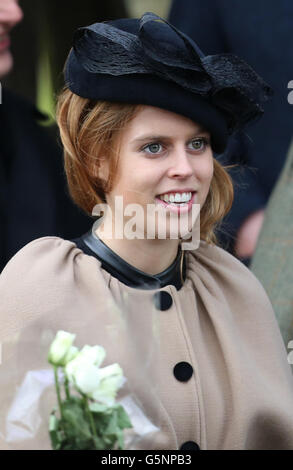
[109,173,152,206]
[122,165,160,199]
[197,156,214,203]
[196,154,214,184]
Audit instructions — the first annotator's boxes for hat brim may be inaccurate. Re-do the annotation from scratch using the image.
[65,49,228,154]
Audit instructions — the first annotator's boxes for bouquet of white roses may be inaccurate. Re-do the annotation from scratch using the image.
[47,330,132,450]
[0,290,161,449]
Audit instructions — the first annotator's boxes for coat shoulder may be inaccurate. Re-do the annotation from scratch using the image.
[186,240,274,313]
[1,236,91,280]
[186,241,290,361]
[0,237,101,340]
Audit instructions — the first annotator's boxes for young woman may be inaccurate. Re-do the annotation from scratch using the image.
[1,13,293,450]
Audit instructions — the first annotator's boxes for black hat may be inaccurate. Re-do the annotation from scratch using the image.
[65,12,272,153]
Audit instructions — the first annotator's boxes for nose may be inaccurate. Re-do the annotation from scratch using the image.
[0,0,23,29]
[167,146,194,179]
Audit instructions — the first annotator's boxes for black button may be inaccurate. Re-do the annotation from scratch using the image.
[180,441,200,451]
[173,361,193,382]
[153,291,173,311]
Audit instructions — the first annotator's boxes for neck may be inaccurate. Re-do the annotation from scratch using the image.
[95,220,180,275]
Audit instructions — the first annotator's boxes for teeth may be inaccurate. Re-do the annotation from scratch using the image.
[158,192,192,203]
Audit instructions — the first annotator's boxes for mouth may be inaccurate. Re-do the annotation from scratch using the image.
[155,191,197,214]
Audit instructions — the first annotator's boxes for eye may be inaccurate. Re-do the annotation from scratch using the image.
[142,142,163,154]
[188,137,209,152]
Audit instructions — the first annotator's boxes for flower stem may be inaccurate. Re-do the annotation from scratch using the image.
[54,365,64,420]
[83,396,98,447]
[63,370,70,400]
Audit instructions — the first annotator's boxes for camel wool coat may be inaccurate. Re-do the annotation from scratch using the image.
[0,236,293,450]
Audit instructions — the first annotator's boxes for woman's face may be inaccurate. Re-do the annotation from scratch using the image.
[100,105,214,240]
[0,0,23,78]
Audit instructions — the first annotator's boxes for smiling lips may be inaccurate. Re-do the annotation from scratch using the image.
[155,191,197,214]
[157,191,194,204]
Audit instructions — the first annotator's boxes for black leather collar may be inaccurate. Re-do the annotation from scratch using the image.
[71,231,186,290]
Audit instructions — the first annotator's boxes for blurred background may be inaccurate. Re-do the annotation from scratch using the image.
[3,0,171,115]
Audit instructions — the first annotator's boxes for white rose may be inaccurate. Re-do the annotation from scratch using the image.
[78,345,106,367]
[48,331,76,367]
[92,363,126,406]
[69,361,101,396]
[65,345,106,395]
[65,345,125,403]
[63,346,79,364]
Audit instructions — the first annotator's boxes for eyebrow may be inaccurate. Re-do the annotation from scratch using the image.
[131,129,210,144]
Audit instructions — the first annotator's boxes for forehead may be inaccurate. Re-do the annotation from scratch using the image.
[122,105,207,139]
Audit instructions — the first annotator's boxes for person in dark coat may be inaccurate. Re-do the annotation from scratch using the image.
[0,0,91,271]
[168,0,293,261]
[0,88,92,270]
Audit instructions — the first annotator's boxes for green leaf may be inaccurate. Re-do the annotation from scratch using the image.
[49,414,60,450]
[92,435,107,450]
[89,402,110,414]
[116,405,133,429]
[48,413,67,450]
[61,398,93,449]
[104,411,118,436]
[91,409,113,432]
[116,429,125,450]
[49,413,58,432]
[50,396,132,450]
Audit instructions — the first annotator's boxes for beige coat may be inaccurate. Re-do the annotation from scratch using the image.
[1,236,293,450]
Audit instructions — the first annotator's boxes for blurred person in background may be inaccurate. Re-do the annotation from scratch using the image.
[0,0,92,272]
[0,0,22,76]
[169,0,293,265]
[251,139,293,348]
[3,0,128,104]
